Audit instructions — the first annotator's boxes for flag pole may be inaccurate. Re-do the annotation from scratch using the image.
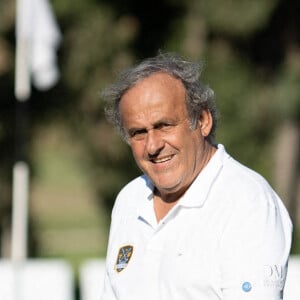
[12,0,61,262]
[12,0,31,263]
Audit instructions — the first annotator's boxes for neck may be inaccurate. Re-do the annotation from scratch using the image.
[153,191,179,222]
[153,142,217,221]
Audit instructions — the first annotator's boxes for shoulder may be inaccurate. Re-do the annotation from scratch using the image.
[118,174,152,196]
[111,175,152,217]
[218,153,292,246]
[215,148,291,230]
[214,145,275,199]
[221,154,278,205]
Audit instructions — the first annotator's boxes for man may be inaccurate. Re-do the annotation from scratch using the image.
[101,53,292,300]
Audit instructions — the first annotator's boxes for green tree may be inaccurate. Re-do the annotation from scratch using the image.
[1,0,300,259]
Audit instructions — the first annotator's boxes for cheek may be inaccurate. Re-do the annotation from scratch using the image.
[130,142,145,162]
[182,134,203,160]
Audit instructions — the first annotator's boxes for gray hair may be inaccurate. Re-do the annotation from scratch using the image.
[101,52,217,143]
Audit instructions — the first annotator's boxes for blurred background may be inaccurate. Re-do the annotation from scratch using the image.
[1,0,300,297]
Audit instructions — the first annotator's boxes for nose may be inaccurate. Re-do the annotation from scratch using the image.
[145,129,164,158]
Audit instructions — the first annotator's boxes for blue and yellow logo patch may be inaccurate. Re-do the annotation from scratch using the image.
[115,245,134,273]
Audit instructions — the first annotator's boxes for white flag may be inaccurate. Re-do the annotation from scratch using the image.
[31,0,62,90]
[15,0,61,100]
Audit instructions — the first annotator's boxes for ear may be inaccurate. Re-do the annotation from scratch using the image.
[198,110,213,137]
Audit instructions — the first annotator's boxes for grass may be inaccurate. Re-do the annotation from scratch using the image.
[30,123,110,276]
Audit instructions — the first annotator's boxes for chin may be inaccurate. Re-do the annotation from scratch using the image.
[156,182,181,193]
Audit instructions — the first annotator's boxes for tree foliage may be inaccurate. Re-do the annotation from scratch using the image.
[0,0,300,254]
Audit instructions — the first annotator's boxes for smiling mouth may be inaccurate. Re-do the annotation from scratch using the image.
[152,155,173,164]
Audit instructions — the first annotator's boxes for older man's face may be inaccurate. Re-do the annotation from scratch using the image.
[119,72,214,199]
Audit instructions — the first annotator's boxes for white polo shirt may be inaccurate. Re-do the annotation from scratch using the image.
[101,144,292,300]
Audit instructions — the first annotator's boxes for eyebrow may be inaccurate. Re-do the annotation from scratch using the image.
[127,127,146,136]
[129,118,177,131]
[127,117,184,138]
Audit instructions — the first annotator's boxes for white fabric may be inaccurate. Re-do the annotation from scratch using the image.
[101,144,292,300]
[284,256,300,299]
[80,260,106,300]
[0,259,73,300]
[30,0,61,90]
[16,0,61,93]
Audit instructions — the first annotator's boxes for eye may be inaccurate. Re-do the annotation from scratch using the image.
[155,122,172,131]
[129,129,147,140]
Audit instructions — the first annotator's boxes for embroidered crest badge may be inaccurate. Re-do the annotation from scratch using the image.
[115,245,134,272]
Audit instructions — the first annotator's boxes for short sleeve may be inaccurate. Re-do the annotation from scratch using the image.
[219,190,292,300]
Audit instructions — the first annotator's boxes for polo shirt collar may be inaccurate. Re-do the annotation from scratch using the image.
[136,144,228,225]
[135,176,157,227]
[178,144,227,208]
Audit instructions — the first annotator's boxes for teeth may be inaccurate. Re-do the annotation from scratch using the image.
[154,156,172,163]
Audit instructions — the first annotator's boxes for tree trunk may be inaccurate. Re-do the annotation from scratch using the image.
[273,120,300,228]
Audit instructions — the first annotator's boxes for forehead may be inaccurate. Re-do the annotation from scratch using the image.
[120,72,187,112]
